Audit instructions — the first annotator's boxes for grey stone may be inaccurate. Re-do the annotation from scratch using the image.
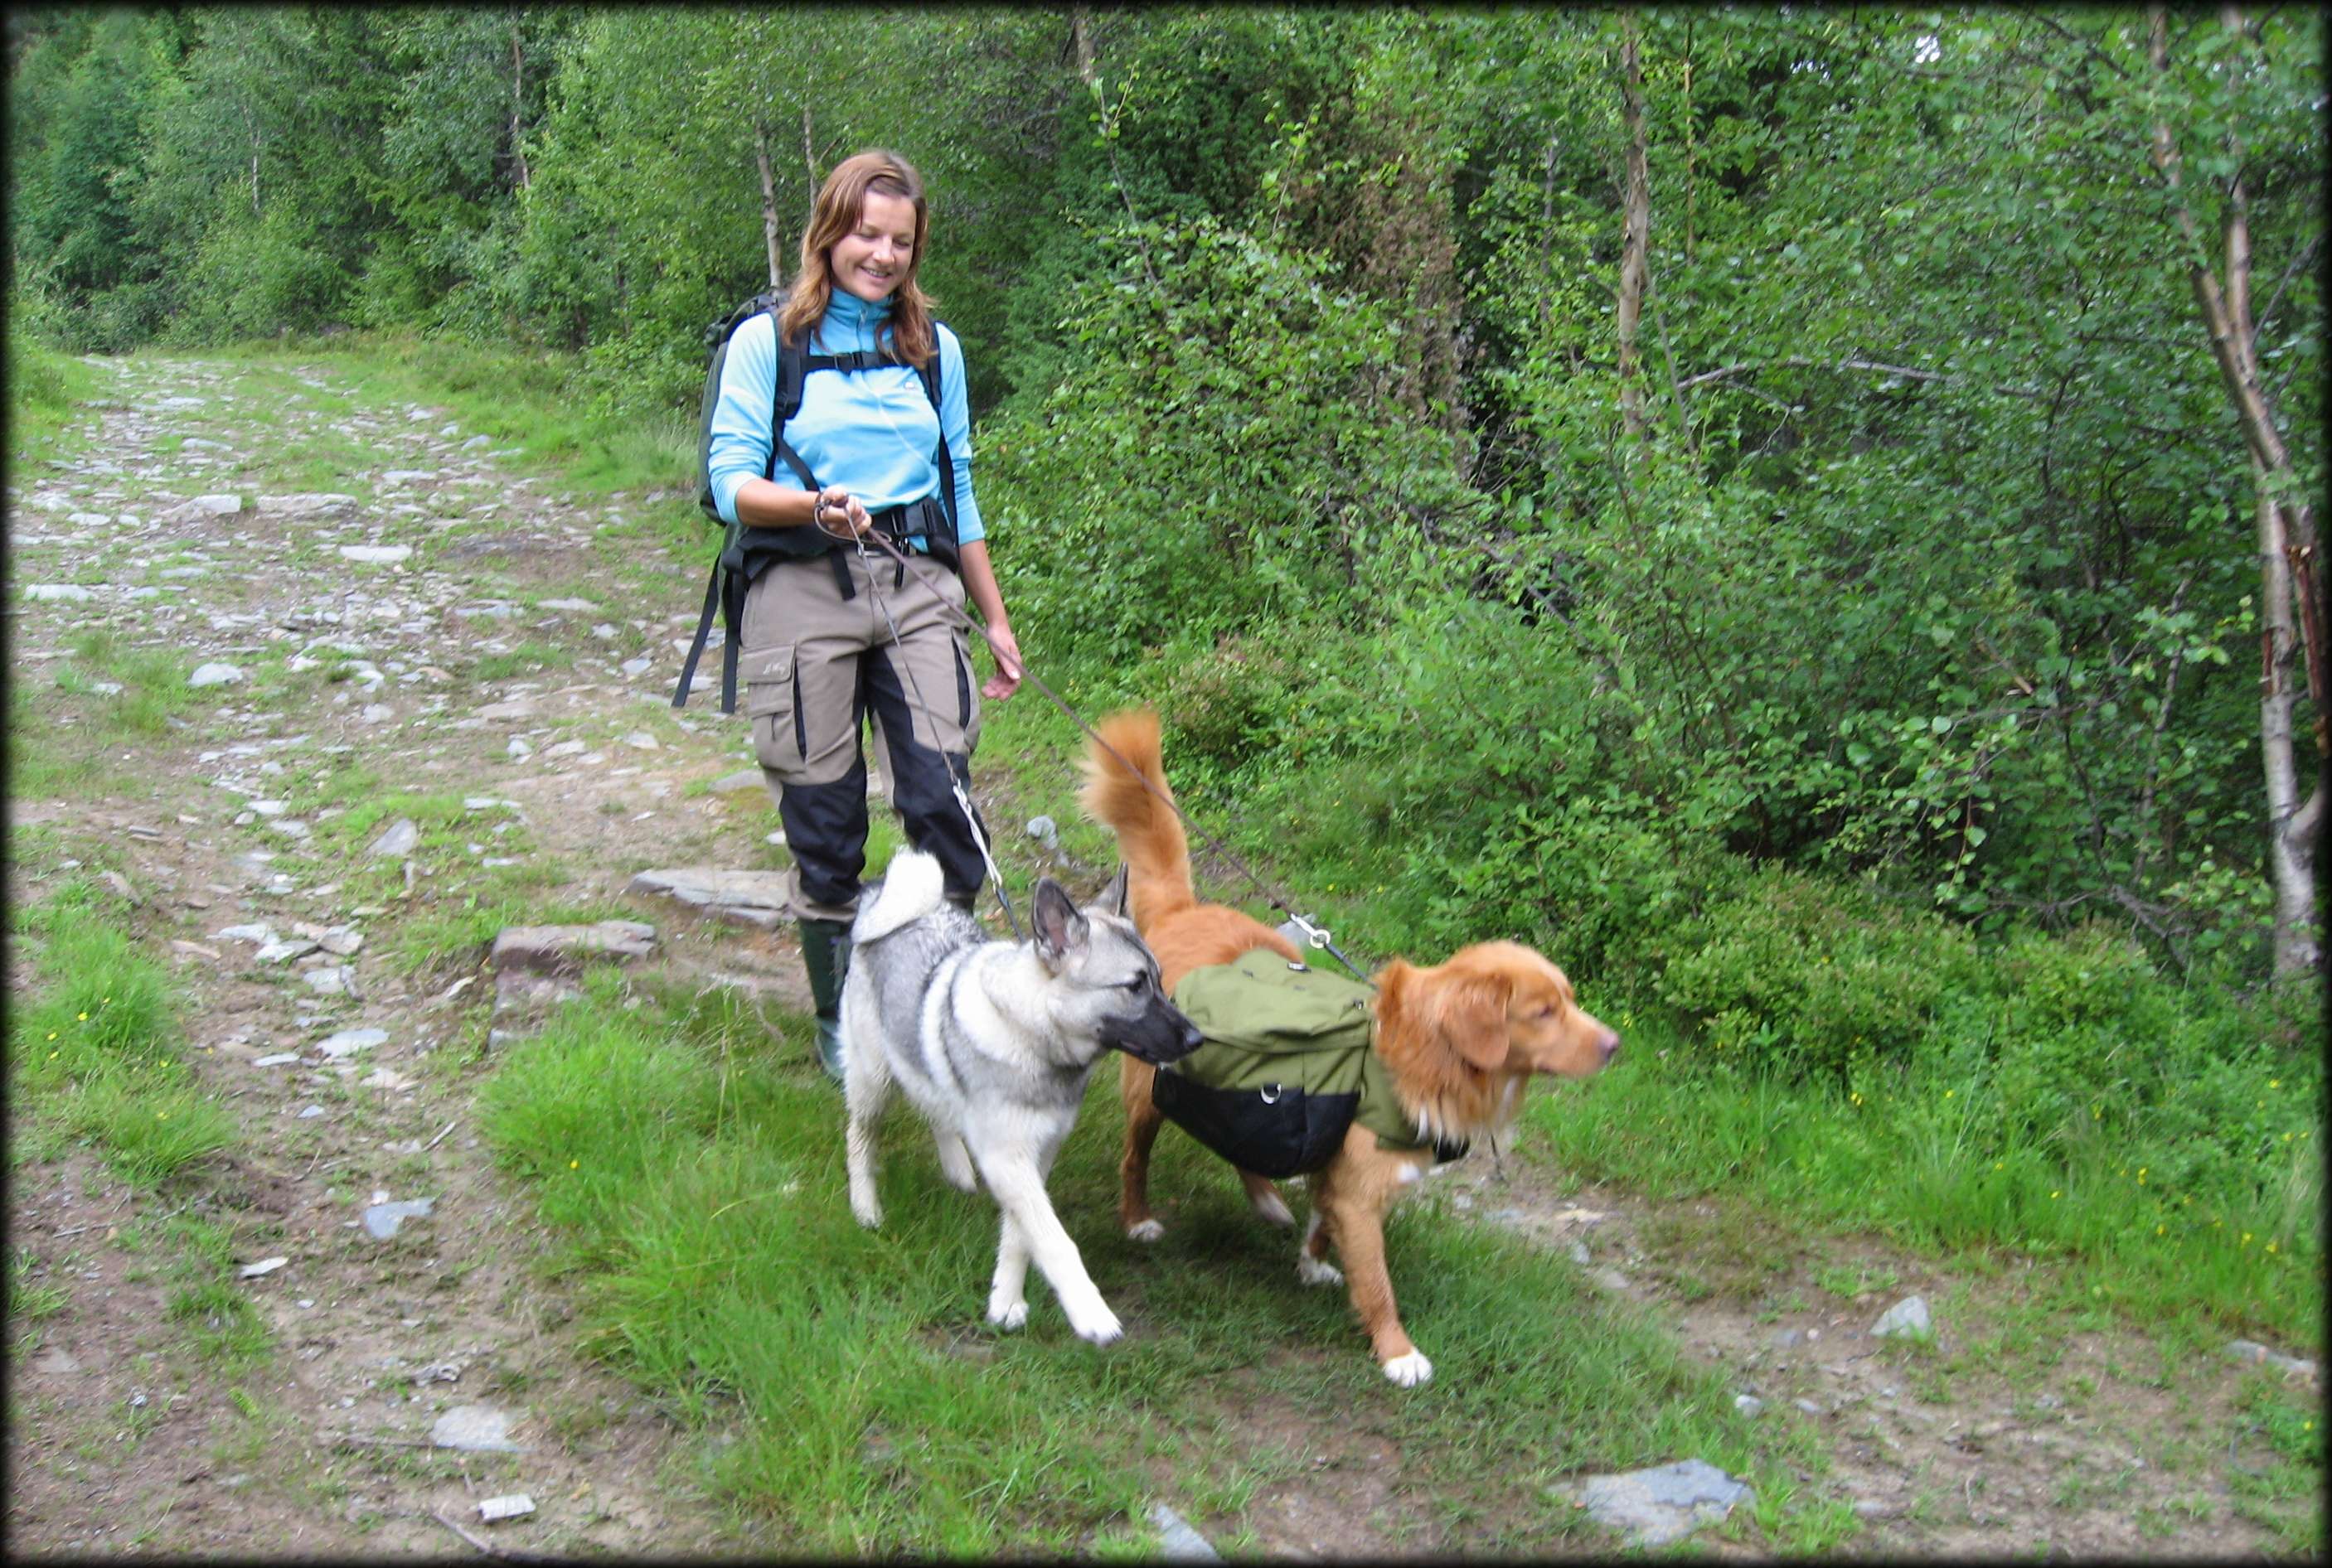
[189,662,245,688]
[2227,1339,2319,1381]
[340,545,412,565]
[369,817,419,859]
[1568,1241,1593,1266]
[629,867,793,926]
[25,583,95,603]
[1870,1295,1932,1340]
[256,493,358,519]
[251,1053,301,1068]
[299,1105,327,1119]
[315,1027,387,1059]
[255,938,321,964]
[538,598,600,613]
[1794,1399,1824,1416]
[1026,814,1059,848]
[303,965,356,996]
[1148,1502,1220,1561]
[1565,1459,1753,1548]
[708,768,765,795]
[1733,1395,1765,1418]
[361,1197,435,1240]
[381,470,439,484]
[429,1403,521,1452]
[238,1257,288,1279]
[487,920,657,976]
[1770,1327,1806,1350]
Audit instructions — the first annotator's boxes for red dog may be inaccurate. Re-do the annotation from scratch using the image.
[1081,709,1618,1386]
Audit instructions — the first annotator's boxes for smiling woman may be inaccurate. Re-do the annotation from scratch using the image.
[704,148,1023,1082]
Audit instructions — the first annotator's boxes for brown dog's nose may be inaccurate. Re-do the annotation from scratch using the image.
[1600,1030,1622,1065]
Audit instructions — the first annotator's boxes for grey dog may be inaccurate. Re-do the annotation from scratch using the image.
[841,849,1203,1343]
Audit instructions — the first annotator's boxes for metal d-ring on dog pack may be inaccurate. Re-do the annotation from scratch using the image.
[831,517,1374,985]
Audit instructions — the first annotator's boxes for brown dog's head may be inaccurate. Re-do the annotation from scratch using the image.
[1385,940,1620,1082]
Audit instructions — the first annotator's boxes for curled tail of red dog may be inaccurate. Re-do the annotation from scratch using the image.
[1079,708,1196,932]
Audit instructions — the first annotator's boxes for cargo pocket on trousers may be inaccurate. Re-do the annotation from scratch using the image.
[953,635,982,753]
[740,645,802,773]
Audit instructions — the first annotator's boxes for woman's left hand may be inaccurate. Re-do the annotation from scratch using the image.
[980,623,1023,701]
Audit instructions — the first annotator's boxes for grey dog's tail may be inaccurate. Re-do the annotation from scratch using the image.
[853,849,946,943]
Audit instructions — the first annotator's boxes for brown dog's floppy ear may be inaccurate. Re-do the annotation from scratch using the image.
[1433,971,1511,1071]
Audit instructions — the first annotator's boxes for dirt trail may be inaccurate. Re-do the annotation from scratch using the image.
[7,355,2317,1558]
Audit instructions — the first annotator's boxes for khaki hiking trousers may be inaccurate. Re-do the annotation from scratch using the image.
[736,545,989,922]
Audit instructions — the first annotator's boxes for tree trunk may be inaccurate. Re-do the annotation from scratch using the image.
[1615,13,1651,441]
[2254,457,2320,973]
[2146,4,2323,974]
[507,17,531,191]
[801,101,820,211]
[756,120,783,290]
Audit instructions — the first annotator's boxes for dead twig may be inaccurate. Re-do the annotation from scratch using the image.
[328,1432,439,1449]
[424,1118,460,1152]
[428,1508,561,1561]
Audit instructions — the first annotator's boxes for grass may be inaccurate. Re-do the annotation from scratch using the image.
[478,970,1829,1554]
[1531,1035,2323,1348]
[9,900,234,1188]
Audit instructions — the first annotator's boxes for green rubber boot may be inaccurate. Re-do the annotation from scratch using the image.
[797,917,852,1084]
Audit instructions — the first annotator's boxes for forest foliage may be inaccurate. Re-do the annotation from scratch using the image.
[11,7,2324,1061]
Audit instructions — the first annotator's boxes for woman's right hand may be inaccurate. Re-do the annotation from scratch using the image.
[813,486,872,537]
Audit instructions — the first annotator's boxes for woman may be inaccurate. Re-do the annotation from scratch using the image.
[705,148,1021,1081]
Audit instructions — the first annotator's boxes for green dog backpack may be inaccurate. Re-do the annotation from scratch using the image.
[1156,958,1464,1178]
[675,293,960,713]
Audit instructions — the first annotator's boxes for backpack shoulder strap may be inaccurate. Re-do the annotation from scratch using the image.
[770,312,815,491]
[921,325,957,536]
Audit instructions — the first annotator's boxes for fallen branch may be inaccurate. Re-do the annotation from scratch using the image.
[428,1508,562,1561]
[425,1118,460,1152]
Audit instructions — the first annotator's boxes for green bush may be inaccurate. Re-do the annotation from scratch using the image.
[1657,865,1982,1079]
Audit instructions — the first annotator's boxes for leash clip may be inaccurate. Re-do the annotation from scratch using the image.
[1284,913,1331,951]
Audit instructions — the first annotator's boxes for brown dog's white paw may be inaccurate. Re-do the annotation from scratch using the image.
[1296,1252,1344,1288]
[1381,1349,1433,1387]
[1127,1218,1165,1243]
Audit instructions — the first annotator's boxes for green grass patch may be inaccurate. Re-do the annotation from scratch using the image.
[8,901,234,1187]
[480,972,1820,1554]
[7,333,107,467]
[1533,1024,2323,1348]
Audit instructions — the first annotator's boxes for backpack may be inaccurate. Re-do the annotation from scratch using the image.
[1154,958,1467,1178]
[673,293,961,713]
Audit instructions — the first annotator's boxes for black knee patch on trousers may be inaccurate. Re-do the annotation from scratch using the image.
[864,649,989,903]
[777,762,872,912]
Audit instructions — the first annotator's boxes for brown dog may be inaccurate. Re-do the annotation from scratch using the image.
[1079,709,1619,1387]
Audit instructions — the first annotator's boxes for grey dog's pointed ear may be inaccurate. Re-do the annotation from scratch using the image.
[1031,878,1087,966]
[1097,863,1131,919]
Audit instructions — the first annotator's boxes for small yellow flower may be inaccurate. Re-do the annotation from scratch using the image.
[77,1012,89,1022]
[156,1111,167,1120]
[2241,1232,2253,1246]
[569,1159,579,1169]
[1944,1090,1955,1099]
[2284,1132,2294,1142]
[1993,1162,2004,1171]
[46,1031,57,1042]
[2050,1190,2062,1200]
[2269,1079,2280,1088]
[2266,1242,2278,1255]
[2155,1225,2165,1236]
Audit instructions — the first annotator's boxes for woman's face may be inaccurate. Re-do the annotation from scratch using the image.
[830,190,917,304]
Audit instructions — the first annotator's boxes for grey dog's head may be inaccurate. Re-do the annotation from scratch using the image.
[1030,866,1203,1066]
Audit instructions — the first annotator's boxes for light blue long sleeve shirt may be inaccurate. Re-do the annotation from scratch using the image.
[706,288,984,546]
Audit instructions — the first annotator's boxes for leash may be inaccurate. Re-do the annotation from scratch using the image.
[827,515,1375,985]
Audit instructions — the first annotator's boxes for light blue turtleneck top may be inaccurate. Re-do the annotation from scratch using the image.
[706,288,984,545]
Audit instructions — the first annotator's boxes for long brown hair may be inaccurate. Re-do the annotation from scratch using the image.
[778,149,936,370]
